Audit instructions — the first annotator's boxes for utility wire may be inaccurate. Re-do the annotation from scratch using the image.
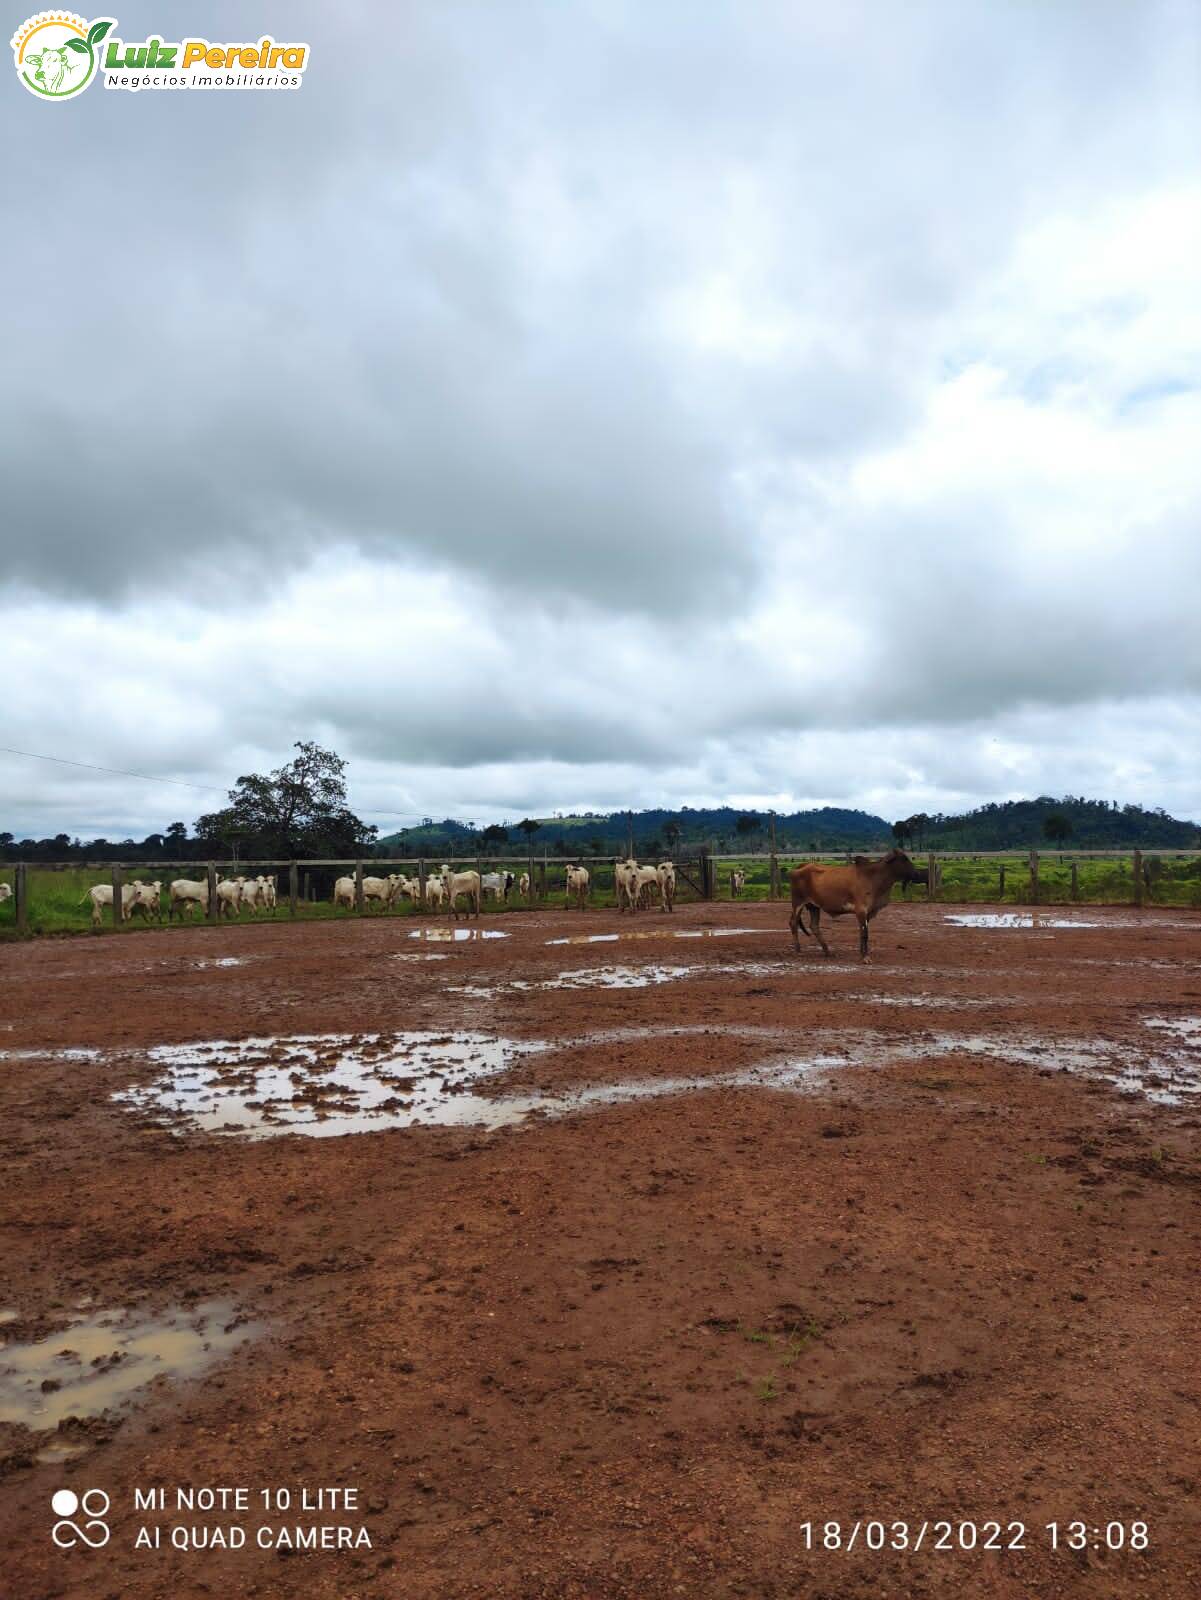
[1,742,433,822]
[0,744,227,794]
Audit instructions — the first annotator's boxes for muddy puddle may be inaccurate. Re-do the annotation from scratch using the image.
[407,928,509,942]
[452,964,696,998]
[193,956,246,969]
[546,928,759,946]
[0,1300,257,1430]
[945,913,1198,931]
[112,996,1201,1148]
[115,1031,550,1138]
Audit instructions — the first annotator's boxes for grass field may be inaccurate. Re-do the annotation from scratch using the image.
[2,851,1199,937]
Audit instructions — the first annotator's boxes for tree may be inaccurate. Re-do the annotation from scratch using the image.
[194,742,377,859]
[663,819,681,852]
[735,814,759,839]
[1043,813,1072,849]
[892,819,912,848]
[481,823,509,846]
[517,818,541,841]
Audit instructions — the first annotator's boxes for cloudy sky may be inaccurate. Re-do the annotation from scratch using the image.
[4,0,1199,839]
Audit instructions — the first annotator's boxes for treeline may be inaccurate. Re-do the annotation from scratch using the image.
[892,797,1200,852]
[4,757,1199,864]
[379,805,892,858]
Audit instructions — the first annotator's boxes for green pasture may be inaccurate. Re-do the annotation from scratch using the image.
[1,851,1199,938]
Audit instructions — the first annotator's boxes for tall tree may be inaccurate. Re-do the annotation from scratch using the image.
[194,742,377,859]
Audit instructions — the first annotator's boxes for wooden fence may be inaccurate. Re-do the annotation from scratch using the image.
[2,848,1199,934]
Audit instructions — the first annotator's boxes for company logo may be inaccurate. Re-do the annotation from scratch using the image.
[11,12,113,98]
[51,1487,111,1549]
[11,14,310,95]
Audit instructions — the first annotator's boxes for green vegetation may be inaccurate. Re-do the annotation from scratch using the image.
[4,845,1200,939]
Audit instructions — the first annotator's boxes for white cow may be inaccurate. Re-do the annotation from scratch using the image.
[730,869,746,897]
[261,875,277,910]
[216,877,246,918]
[386,873,420,908]
[613,858,639,913]
[480,871,513,902]
[333,876,356,910]
[361,875,392,911]
[424,874,445,909]
[518,872,530,897]
[632,864,661,910]
[564,865,590,910]
[657,861,676,913]
[240,876,265,914]
[169,878,210,920]
[0,883,12,903]
[441,864,481,920]
[128,879,164,921]
[81,880,140,928]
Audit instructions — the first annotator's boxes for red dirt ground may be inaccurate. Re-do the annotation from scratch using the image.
[1,899,1199,1599]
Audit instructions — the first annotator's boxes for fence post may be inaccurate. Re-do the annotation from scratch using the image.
[354,860,365,913]
[289,861,298,915]
[926,853,936,903]
[1133,849,1143,908]
[14,863,28,933]
[1070,862,1078,903]
[998,862,1006,900]
[417,857,426,914]
[1029,850,1039,906]
[528,850,535,908]
[769,812,779,900]
[111,862,125,926]
[207,862,219,922]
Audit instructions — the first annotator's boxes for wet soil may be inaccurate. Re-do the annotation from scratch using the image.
[1,900,1199,1598]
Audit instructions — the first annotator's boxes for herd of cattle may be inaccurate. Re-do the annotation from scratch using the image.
[71,857,685,927]
[15,847,925,962]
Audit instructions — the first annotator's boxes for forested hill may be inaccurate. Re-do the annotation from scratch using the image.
[908,798,1200,851]
[378,806,892,856]
[376,797,1200,858]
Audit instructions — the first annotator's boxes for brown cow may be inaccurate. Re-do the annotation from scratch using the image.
[789,850,921,962]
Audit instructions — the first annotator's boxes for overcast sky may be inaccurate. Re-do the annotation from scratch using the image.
[3,0,1199,839]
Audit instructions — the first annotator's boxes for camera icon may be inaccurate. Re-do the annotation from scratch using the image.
[51,1488,110,1549]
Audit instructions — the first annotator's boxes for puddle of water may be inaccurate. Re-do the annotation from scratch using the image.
[946,913,1199,931]
[944,913,1106,929]
[452,965,696,999]
[407,928,509,942]
[35,1441,89,1464]
[0,1309,19,1326]
[115,1031,548,1139]
[194,957,245,969]
[546,928,759,946]
[391,952,451,962]
[0,1048,101,1063]
[1143,1016,1201,1041]
[0,1300,257,1430]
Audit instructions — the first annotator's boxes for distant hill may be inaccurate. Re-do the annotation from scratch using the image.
[899,797,1200,851]
[376,797,1201,858]
[377,806,891,856]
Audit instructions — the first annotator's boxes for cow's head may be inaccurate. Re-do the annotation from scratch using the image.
[27,46,71,91]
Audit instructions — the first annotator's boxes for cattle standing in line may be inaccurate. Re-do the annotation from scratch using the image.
[564,865,589,909]
[730,869,746,897]
[788,850,921,963]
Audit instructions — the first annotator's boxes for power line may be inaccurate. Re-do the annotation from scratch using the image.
[1,744,456,824]
[0,744,227,794]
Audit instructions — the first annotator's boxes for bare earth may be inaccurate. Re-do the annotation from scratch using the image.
[1,900,1199,1599]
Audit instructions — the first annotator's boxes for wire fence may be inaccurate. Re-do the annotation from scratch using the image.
[1,847,1199,936]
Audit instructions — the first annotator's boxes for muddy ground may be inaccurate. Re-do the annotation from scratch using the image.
[1,900,1199,1599]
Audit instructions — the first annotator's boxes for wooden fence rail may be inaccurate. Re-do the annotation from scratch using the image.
[2,848,1199,934]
